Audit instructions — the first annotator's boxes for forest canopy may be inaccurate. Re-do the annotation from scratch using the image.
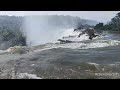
[94,12,120,31]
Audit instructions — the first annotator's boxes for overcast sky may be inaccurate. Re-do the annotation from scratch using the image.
[0,11,119,23]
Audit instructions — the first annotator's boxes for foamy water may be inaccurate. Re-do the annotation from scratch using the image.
[17,73,42,79]
[53,40,120,49]
[31,29,120,52]
[1,28,120,53]
[0,50,7,54]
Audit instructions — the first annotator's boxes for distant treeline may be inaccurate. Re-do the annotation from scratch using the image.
[94,12,120,31]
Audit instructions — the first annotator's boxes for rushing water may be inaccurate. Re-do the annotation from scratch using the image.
[0,30,120,79]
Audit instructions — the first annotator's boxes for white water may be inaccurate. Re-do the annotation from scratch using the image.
[35,31,120,50]
[24,27,77,46]
[1,27,120,53]
[17,73,42,79]
[23,15,81,46]
[17,15,120,50]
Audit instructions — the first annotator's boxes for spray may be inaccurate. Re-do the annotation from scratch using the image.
[23,15,80,46]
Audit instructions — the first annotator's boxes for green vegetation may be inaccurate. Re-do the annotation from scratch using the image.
[0,16,26,50]
[94,23,104,30]
[94,12,120,31]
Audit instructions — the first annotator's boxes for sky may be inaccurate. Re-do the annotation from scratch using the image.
[0,11,119,23]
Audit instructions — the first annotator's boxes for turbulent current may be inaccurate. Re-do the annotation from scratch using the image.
[32,29,120,50]
[0,28,120,79]
[0,15,120,79]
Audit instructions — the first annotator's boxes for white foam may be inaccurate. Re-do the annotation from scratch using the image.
[62,40,119,49]
[0,50,7,54]
[31,29,120,51]
[62,28,80,37]
[17,73,42,79]
[30,64,35,66]
[80,40,120,49]
[62,34,89,42]
[87,62,99,66]
[33,39,120,52]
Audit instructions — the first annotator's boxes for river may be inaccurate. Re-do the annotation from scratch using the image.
[0,30,120,79]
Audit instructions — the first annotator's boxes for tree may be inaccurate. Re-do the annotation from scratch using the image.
[109,12,120,31]
[94,23,104,29]
[94,12,120,31]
